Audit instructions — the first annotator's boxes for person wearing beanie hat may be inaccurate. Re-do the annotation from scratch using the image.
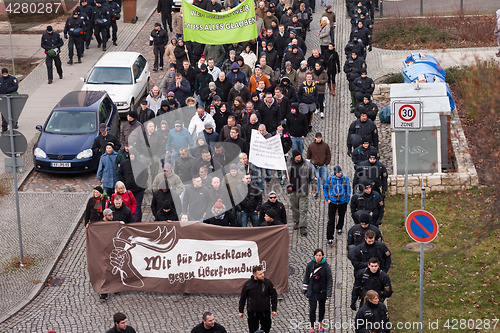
[84,185,109,227]
[41,24,64,84]
[154,199,179,221]
[121,102,145,146]
[136,99,155,124]
[262,208,283,226]
[205,198,236,226]
[288,147,317,236]
[324,165,351,244]
[150,21,168,71]
[307,131,331,199]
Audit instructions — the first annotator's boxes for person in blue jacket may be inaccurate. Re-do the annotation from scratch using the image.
[324,165,351,244]
[97,143,119,195]
[302,248,333,333]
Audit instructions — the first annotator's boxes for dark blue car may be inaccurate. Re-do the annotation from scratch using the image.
[33,91,120,173]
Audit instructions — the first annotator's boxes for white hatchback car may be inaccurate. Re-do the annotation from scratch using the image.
[82,52,150,114]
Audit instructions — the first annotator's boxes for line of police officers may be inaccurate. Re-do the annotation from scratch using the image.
[41,0,121,83]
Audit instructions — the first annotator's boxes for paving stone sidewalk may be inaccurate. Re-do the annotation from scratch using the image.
[0,0,492,331]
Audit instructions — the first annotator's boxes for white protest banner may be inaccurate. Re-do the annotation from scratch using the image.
[248,129,286,170]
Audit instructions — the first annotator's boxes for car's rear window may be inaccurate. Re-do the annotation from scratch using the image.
[87,67,133,84]
[45,111,97,134]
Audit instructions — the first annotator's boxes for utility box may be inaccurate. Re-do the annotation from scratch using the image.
[392,113,441,175]
[390,82,452,172]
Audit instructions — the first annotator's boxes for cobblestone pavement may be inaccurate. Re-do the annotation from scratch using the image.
[0,0,427,331]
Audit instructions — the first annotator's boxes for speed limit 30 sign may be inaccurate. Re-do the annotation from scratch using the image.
[391,101,423,131]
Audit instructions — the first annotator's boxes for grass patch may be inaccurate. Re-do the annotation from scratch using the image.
[383,187,499,332]
[373,15,496,49]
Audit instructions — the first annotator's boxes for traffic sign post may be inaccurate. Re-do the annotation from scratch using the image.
[391,101,423,223]
[0,94,28,266]
[406,185,439,333]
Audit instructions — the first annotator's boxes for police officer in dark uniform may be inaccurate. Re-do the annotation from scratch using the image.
[74,7,89,56]
[150,22,168,72]
[94,0,111,51]
[352,69,375,104]
[354,290,391,333]
[354,154,388,196]
[350,230,391,274]
[64,10,86,64]
[350,181,384,225]
[343,52,366,99]
[347,212,382,257]
[41,26,64,84]
[351,258,392,311]
[104,0,121,46]
[347,111,378,156]
[354,94,378,121]
[351,139,378,168]
[78,0,94,49]
[0,68,19,132]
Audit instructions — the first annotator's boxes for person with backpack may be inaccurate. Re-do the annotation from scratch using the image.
[323,165,351,244]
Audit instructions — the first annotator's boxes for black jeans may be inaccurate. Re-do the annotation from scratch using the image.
[46,54,63,80]
[247,310,272,333]
[161,12,173,32]
[327,202,348,239]
[309,299,326,328]
[153,45,165,70]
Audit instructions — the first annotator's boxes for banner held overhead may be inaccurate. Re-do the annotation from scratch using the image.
[182,0,258,45]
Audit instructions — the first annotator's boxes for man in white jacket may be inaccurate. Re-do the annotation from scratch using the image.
[188,106,216,138]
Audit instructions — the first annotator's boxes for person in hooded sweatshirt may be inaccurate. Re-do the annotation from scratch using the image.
[354,290,391,333]
[204,199,236,226]
[155,200,179,221]
[226,62,248,86]
[302,248,333,333]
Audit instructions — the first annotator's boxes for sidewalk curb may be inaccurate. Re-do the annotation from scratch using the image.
[0,4,157,324]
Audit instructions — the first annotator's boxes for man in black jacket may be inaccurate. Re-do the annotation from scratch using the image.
[351,230,391,274]
[109,195,133,223]
[286,104,308,155]
[191,312,227,333]
[259,191,287,226]
[150,22,168,71]
[351,257,392,310]
[92,123,121,156]
[350,182,384,225]
[235,174,262,227]
[41,25,64,84]
[157,0,174,32]
[238,265,278,333]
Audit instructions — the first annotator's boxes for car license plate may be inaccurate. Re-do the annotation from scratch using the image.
[51,162,71,167]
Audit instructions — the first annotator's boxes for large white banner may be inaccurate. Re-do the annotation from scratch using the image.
[248,129,287,170]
